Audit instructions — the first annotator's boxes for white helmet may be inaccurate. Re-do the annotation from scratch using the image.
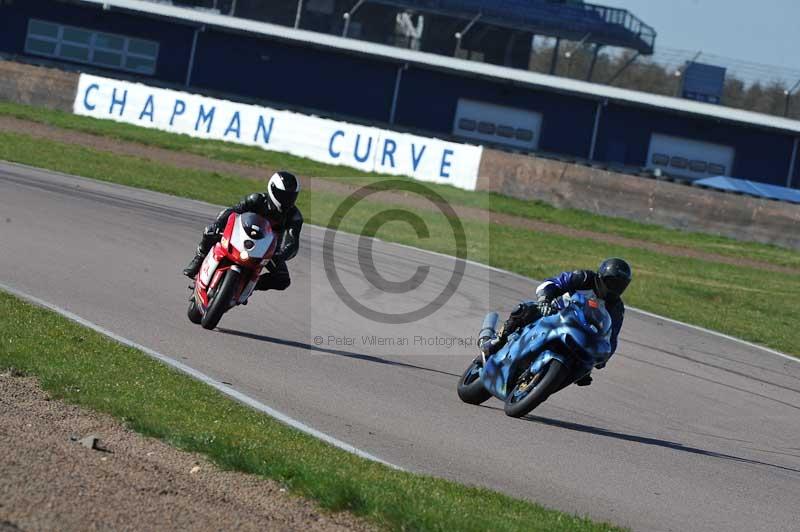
[267,171,300,212]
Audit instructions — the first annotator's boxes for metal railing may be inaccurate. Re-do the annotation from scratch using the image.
[371,0,655,53]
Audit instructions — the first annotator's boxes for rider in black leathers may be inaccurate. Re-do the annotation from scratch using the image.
[183,171,303,292]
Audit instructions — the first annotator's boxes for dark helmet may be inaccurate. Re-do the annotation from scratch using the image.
[266,171,300,213]
[596,258,632,298]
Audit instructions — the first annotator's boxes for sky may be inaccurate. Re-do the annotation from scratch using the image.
[600,0,800,76]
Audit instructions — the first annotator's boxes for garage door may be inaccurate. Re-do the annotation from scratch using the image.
[647,133,735,180]
[453,99,542,151]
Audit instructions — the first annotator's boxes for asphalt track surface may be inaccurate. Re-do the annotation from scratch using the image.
[2,162,799,532]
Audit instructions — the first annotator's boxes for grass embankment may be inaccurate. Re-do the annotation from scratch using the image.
[0,131,798,356]
[1,100,797,270]
[0,291,622,532]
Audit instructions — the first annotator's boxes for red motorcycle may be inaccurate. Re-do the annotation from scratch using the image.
[188,212,278,330]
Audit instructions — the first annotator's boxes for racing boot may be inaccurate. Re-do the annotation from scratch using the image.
[183,252,206,278]
[183,229,218,278]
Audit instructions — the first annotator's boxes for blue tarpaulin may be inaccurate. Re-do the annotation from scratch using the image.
[695,176,800,204]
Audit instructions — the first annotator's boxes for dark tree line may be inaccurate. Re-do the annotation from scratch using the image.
[529,44,800,120]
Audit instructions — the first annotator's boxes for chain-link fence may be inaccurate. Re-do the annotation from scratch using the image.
[529,39,800,120]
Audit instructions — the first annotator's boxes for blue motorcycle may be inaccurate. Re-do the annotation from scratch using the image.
[457,293,613,418]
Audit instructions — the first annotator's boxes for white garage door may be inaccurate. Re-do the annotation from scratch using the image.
[453,99,542,151]
[647,133,735,180]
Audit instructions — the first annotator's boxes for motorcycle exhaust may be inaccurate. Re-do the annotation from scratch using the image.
[478,312,499,364]
[478,312,500,341]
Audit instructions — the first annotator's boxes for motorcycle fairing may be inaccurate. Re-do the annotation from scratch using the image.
[230,213,276,262]
[482,293,612,400]
[198,247,222,288]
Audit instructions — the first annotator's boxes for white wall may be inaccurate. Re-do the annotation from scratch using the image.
[73,74,484,190]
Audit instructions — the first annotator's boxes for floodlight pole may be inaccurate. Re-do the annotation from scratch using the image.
[564,33,591,78]
[294,0,304,28]
[549,38,561,74]
[570,33,592,52]
[586,43,602,81]
[784,78,800,117]
[454,12,482,56]
[343,0,368,38]
[606,51,639,85]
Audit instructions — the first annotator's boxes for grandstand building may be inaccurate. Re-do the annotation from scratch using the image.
[1,0,798,190]
[231,1,655,72]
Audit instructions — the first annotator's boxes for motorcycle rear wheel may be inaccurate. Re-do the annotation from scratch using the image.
[457,358,492,405]
[201,270,241,330]
[503,360,568,418]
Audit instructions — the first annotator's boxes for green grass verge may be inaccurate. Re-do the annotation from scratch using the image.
[0,290,622,532]
[0,130,798,356]
[2,100,798,269]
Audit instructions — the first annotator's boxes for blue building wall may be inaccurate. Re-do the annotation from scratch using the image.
[191,30,398,123]
[598,103,794,186]
[2,0,798,188]
[395,66,598,158]
[0,0,194,84]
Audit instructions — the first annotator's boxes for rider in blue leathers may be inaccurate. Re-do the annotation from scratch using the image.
[480,258,632,386]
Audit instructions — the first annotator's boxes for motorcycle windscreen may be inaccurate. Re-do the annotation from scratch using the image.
[575,298,613,363]
[584,298,613,336]
[239,212,269,239]
[231,213,276,261]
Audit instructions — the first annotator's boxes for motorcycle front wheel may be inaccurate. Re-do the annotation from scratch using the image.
[457,358,492,405]
[201,269,241,330]
[187,297,202,324]
[503,359,568,418]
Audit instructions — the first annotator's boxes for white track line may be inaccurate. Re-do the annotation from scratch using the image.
[355,230,799,364]
[623,307,799,363]
[0,281,403,471]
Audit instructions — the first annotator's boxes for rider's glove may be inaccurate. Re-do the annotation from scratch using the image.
[538,299,556,317]
[478,335,501,357]
[270,251,286,264]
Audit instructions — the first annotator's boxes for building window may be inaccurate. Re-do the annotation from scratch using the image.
[707,163,726,175]
[652,153,670,166]
[515,129,534,142]
[458,118,477,131]
[496,125,515,138]
[670,156,689,169]
[689,160,708,173]
[25,19,159,75]
[477,121,496,135]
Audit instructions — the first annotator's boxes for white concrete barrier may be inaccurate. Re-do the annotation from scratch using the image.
[74,74,483,190]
